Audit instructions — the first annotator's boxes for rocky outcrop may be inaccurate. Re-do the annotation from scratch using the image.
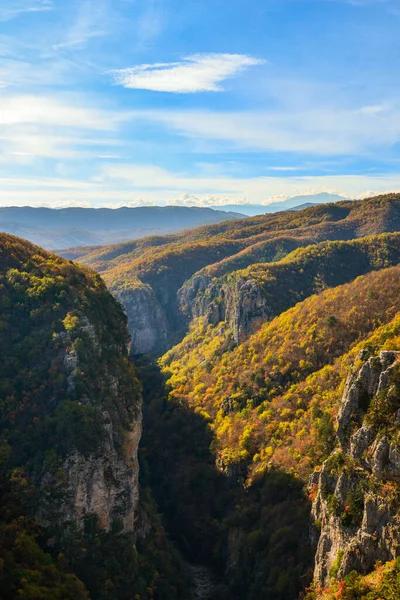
[310,351,400,588]
[40,412,142,533]
[39,316,143,534]
[179,274,271,344]
[116,285,169,355]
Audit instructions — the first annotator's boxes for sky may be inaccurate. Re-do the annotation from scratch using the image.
[1,0,400,208]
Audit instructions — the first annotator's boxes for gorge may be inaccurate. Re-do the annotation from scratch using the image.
[3,194,400,599]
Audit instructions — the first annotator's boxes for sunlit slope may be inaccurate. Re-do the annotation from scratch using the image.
[60,195,400,354]
[63,194,400,277]
[162,264,400,479]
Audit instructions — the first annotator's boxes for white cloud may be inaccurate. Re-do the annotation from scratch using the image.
[0,131,124,161]
[267,166,307,171]
[0,1,53,22]
[111,198,157,208]
[0,94,130,161]
[97,163,400,203]
[166,193,250,207]
[0,95,127,130]
[2,168,400,208]
[37,199,92,208]
[52,0,110,50]
[110,53,264,93]
[128,103,400,155]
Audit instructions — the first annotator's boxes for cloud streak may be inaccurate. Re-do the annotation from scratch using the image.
[0,1,53,22]
[2,168,400,207]
[129,102,400,155]
[0,94,130,161]
[110,53,264,93]
[52,0,110,50]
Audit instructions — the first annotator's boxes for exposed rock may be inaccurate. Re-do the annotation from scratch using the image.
[40,412,142,533]
[39,317,143,534]
[179,274,271,344]
[310,351,400,588]
[116,285,169,355]
[349,424,375,462]
[336,352,397,449]
[371,436,390,478]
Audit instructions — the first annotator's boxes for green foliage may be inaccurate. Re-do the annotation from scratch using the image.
[147,226,400,598]
[315,557,400,599]
[0,234,187,600]
[329,550,344,580]
[71,193,400,347]
[161,263,400,482]
[0,519,90,599]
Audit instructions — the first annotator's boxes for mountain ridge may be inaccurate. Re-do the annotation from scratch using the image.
[62,193,400,355]
[0,206,243,250]
[210,192,348,216]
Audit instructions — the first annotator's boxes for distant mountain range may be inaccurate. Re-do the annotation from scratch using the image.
[212,193,349,216]
[0,206,244,250]
[0,195,351,249]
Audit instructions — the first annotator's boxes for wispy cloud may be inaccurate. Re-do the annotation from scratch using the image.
[110,53,265,93]
[52,0,110,50]
[0,95,128,130]
[133,0,166,51]
[0,94,129,160]
[2,167,400,207]
[127,102,400,155]
[0,1,53,22]
[98,162,400,202]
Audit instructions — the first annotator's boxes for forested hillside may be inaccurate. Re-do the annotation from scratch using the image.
[62,194,400,355]
[0,234,188,600]
[68,193,400,599]
[5,194,400,600]
[144,267,400,599]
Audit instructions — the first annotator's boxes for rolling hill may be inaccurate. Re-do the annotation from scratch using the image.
[63,193,400,354]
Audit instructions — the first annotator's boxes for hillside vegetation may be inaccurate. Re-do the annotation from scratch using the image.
[89,194,400,599]
[0,234,188,600]
[7,194,400,600]
[138,270,400,599]
[62,194,400,354]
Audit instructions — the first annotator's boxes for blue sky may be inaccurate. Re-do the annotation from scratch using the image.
[1,0,400,207]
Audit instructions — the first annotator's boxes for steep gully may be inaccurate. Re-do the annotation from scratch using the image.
[133,349,312,600]
[135,356,227,599]
[128,295,400,599]
[122,273,314,598]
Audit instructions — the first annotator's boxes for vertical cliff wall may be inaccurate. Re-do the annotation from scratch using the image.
[0,234,143,535]
[310,351,400,589]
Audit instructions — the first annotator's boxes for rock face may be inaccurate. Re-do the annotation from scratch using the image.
[41,412,142,533]
[38,317,143,534]
[179,274,270,344]
[116,285,169,355]
[311,351,400,588]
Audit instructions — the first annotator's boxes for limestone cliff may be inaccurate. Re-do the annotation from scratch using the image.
[310,351,400,589]
[40,408,142,534]
[179,274,270,344]
[0,234,143,538]
[116,284,169,355]
[38,316,142,534]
